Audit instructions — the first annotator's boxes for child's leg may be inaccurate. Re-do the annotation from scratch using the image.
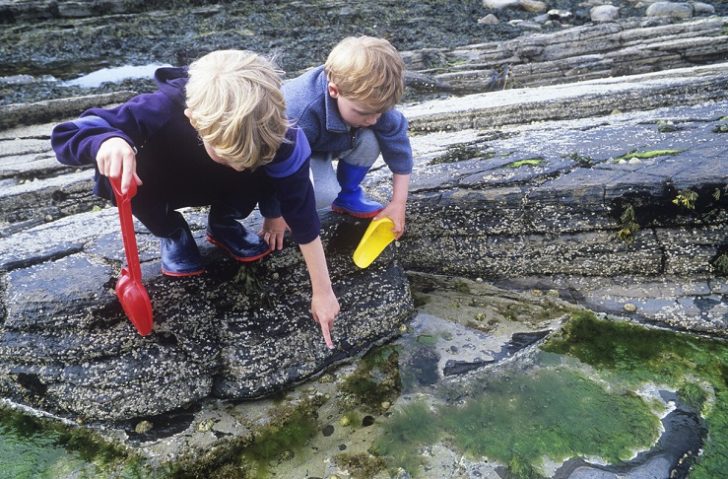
[309,152,338,209]
[258,152,336,217]
[129,193,204,277]
[332,128,384,218]
[207,192,271,262]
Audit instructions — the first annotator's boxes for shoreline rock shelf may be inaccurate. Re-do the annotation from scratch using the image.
[0,5,726,473]
[0,208,414,422]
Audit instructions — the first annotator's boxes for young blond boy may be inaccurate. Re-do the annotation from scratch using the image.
[260,36,412,250]
[51,50,339,346]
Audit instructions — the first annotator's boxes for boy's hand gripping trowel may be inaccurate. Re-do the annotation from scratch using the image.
[110,177,153,336]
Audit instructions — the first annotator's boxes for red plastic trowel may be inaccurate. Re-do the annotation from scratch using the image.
[110,177,153,336]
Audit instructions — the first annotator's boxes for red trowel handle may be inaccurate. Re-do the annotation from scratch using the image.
[110,177,143,282]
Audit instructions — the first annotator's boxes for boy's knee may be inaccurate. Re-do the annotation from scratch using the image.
[339,128,380,168]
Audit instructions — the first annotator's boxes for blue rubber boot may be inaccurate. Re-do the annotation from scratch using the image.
[331,162,383,218]
[160,220,204,277]
[207,206,271,262]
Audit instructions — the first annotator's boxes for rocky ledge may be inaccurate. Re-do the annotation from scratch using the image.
[0,8,726,470]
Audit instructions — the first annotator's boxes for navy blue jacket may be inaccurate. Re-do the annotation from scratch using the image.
[51,67,320,244]
[283,66,413,174]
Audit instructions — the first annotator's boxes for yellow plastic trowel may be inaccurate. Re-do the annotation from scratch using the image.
[353,218,396,268]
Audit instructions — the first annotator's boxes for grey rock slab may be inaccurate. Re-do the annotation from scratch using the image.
[0,92,136,131]
[0,137,50,158]
[0,210,415,420]
[659,225,728,275]
[493,275,727,335]
[403,63,728,132]
[0,207,118,270]
[0,152,65,179]
[0,121,60,141]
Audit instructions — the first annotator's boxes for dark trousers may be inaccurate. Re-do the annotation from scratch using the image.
[97,173,265,238]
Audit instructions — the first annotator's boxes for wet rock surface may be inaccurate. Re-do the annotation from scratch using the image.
[0,1,727,475]
[0,207,414,422]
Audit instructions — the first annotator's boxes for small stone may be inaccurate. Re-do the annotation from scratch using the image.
[399,324,408,333]
[519,0,548,12]
[319,373,335,383]
[478,13,500,24]
[590,4,619,22]
[381,401,391,410]
[134,420,153,434]
[322,424,335,436]
[339,416,351,427]
[362,415,375,427]
[197,418,214,432]
[546,289,560,297]
[547,8,572,19]
[531,289,544,296]
[646,1,693,18]
[483,0,520,10]
[624,303,637,313]
[692,2,715,14]
[628,157,642,165]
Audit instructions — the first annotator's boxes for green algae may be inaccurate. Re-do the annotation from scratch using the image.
[373,311,728,477]
[167,398,324,479]
[672,189,698,210]
[712,252,728,276]
[334,452,387,478]
[616,203,640,243]
[373,366,660,477]
[713,123,728,133]
[615,149,681,160]
[240,406,319,479]
[341,346,401,414]
[506,157,544,168]
[0,406,146,479]
[371,401,439,473]
[542,311,728,477]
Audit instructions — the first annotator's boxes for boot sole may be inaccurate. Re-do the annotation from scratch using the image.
[331,204,383,219]
[161,267,205,278]
[207,235,273,263]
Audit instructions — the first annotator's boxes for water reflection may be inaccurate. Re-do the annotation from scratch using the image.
[64,64,171,88]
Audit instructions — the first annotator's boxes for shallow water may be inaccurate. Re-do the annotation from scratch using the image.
[1,283,726,479]
[63,64,172,88]
[0,412,97,479]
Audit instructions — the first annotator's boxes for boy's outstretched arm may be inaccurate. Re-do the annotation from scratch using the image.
[298,237,340,349]
[374,172,410,239]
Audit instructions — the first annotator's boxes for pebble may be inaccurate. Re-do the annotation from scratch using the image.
[591,4,619,22]
[645,1,693,18]
[624,303,638,312]
[134,420,153,434]
[197,419,214,432]
[478,13,500,24]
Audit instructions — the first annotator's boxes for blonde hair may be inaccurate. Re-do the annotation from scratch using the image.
[324,36,405,112]
[186,50,288,170]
